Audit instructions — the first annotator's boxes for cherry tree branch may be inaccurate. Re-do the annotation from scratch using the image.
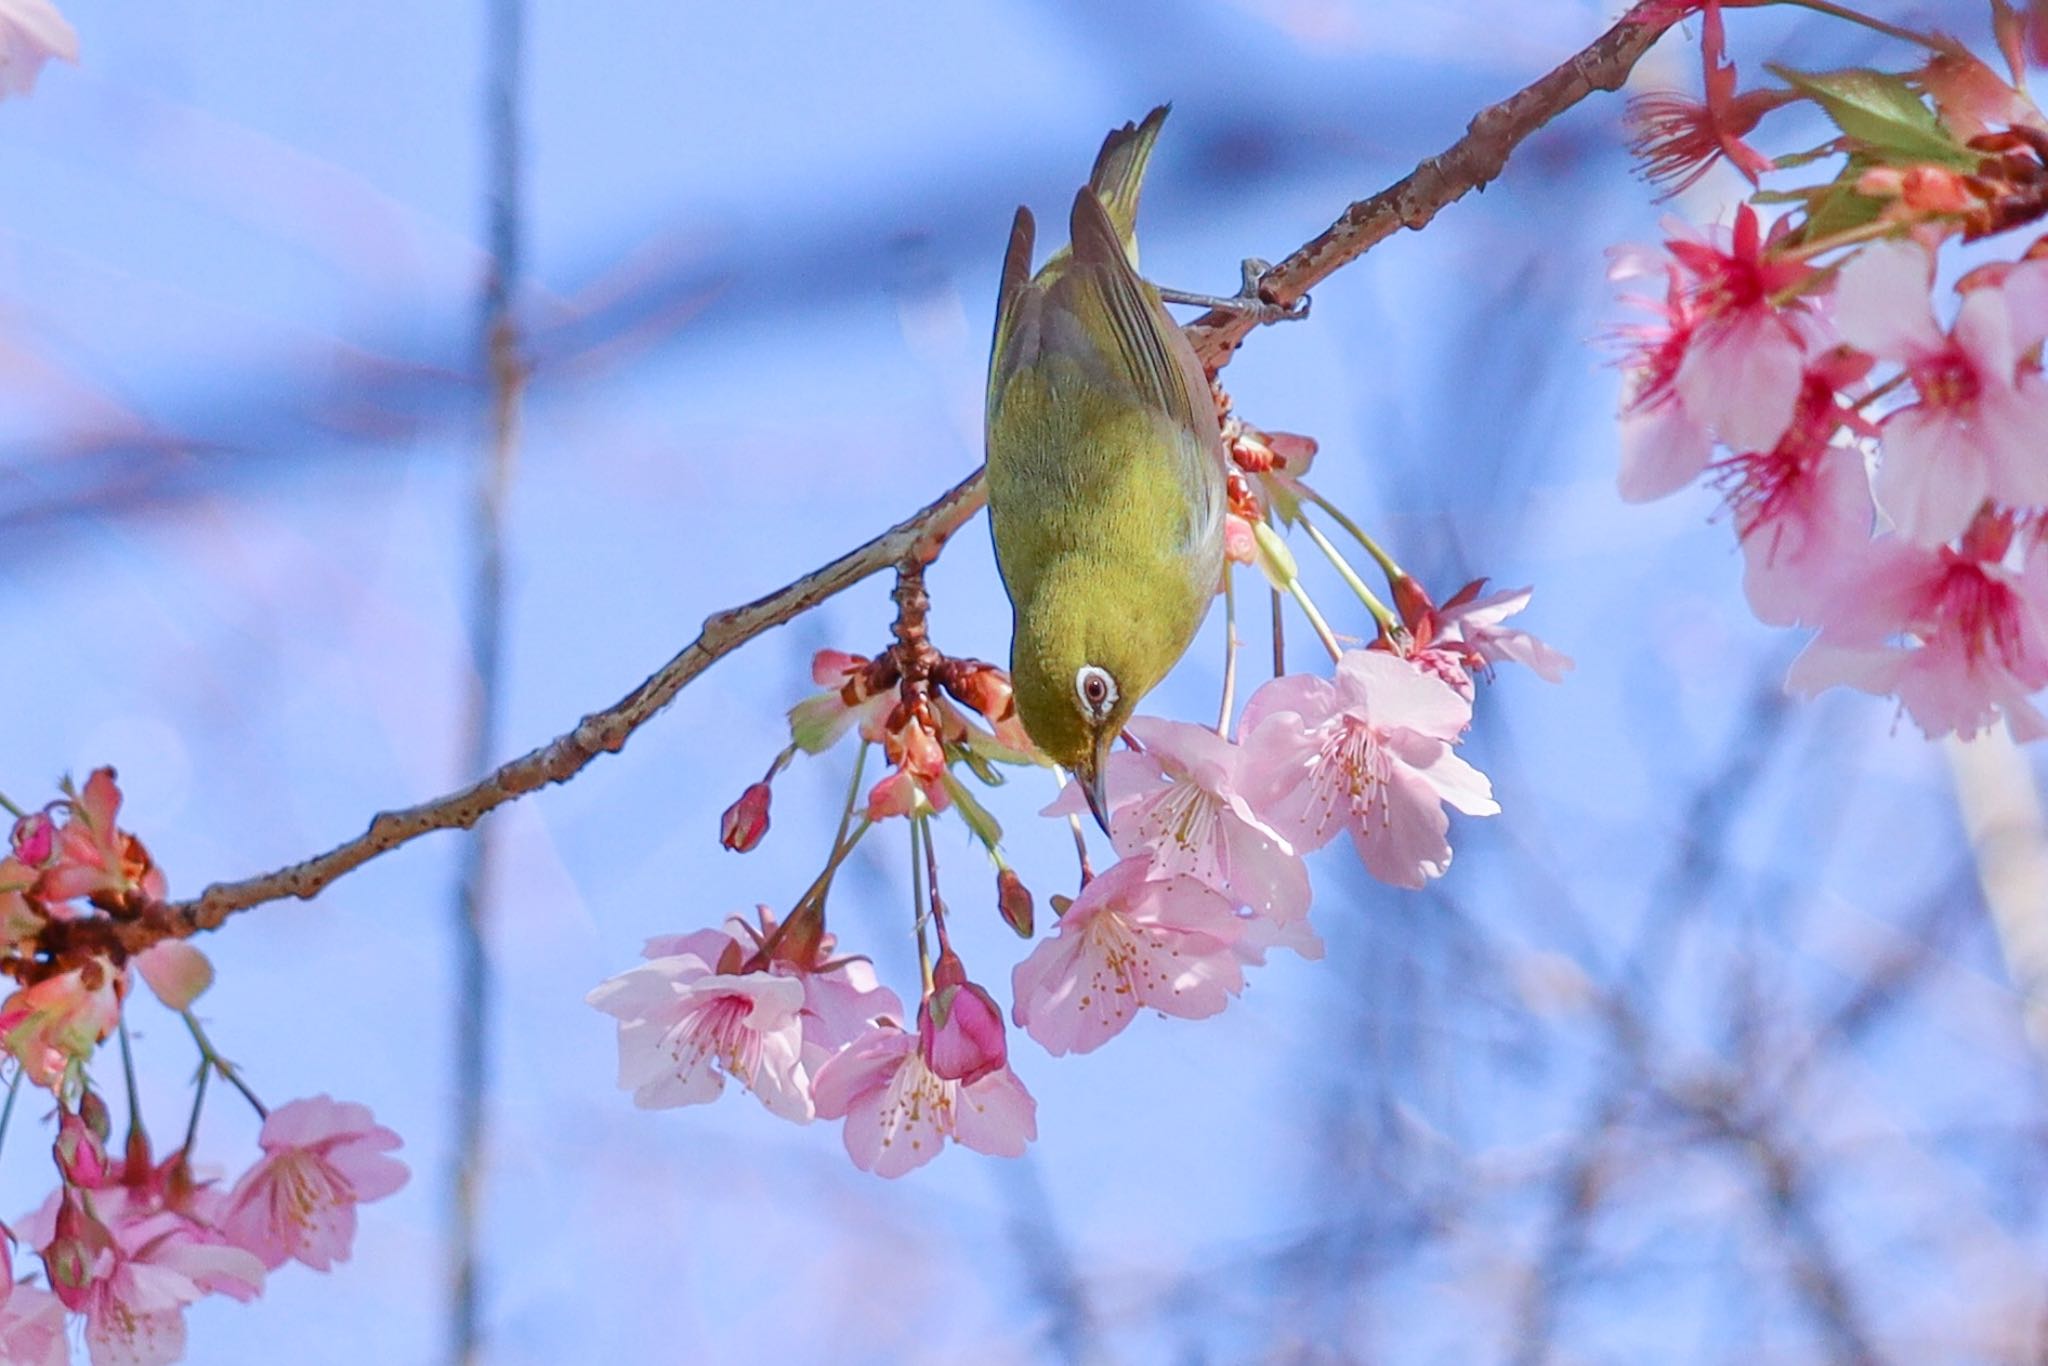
[132,0,1681,940]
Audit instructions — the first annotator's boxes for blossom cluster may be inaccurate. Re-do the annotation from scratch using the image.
[1615,0,2048,741]
[593,424,1570,1174]
[0,771,407,1366]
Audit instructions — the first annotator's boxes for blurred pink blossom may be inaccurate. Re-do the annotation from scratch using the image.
[0,964,125,1089]
[1713,356,1876,625]
[1835,240,2048,545]
[0,0,75,101]
[1790,529,2048,740]
[220,1095,408,1272]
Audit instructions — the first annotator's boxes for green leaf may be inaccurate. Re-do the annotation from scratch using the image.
[1799,177,1888,243]
[1769,65,1977,169]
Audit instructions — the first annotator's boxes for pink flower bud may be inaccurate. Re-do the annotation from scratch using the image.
[938,660,1016,725]
[718,783,773,853]
[917,949,1007,1086]
[997,869,1034,939]
[9,814,52,868]
[43,1197,105,1311]
[53,1109,109,1187]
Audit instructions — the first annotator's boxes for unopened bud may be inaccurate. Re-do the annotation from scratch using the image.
[940,660,1016,725]
[10,813,53,867]
[1251,520,1299,590]
[718,782,773,853]
[53,1108,108,1187]
[997,869,1034,938]
[918,949,1008,1085]
[45,1197,105,1310]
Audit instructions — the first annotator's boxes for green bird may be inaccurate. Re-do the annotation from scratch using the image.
[984,105,1227,832]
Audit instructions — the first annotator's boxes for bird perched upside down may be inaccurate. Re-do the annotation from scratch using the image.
[984,105,1228,832]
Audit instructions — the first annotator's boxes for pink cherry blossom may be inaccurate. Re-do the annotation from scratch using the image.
[0,962,126,1089]
[1239,651,1498,889]
[1789,526,2048,740]
[1614,258,1714,502]
[786,649,894,753]
[39,769,166,907]
[1010,855,1266,1056]
[917,948,1007,1085]
[588,952,813,1121]
[1834,240,2048,545]
[641,909,903,1075]
[77,1211,265,1366]
[219,1095,408,1272]
[1427,582,1576,690]
[1614,208,1815,500]
[810,1021,1035,1177]
[1626,0,1785,195]
[1710,356,1878,625]
[0,1284,66,1366]
[0,0,76,101]
[1043,716,1313,932]
[1670,207,1813,453]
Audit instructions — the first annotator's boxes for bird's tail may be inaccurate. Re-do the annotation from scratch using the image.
[1086,104,1169,266]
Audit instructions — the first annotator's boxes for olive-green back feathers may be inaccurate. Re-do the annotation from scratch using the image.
[982,105,1226,772]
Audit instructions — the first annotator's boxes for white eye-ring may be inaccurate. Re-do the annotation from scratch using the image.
[1075,664,1118,720]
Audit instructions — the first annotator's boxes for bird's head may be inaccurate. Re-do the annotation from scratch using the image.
[1009,574,1184,833]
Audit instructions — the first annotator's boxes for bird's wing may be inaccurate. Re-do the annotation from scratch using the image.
[1060,187,1225,565]
[1061,186,1202,431]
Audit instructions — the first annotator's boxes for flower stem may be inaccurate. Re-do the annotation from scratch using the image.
[1298,484,1404,585]
[1777,218,1897,265]
[922,811,953,959]
[0,1067,23,1163]
[1217,564,1240,738]
[1271,588,1286,677]
[760,741,801,785]
[830,742,870,866]
[1298,514,1396,634]
[1854,370,1910,411]
[117,1019,145,1146]
[1764,0,1944,50]
[0,792,23,821]
[909,816,933,995]
[180,1057,211,1156]
[1286,579,1346,663]
[1049,769,1096,886]
[181,1011,266,1120]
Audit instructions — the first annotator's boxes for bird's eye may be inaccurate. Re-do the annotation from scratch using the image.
[1075,665,1118,719]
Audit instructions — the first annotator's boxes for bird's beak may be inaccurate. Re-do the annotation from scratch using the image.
[1078,737,1113,837]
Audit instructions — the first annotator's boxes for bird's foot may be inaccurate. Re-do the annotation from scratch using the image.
[1156,259,1309,325]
